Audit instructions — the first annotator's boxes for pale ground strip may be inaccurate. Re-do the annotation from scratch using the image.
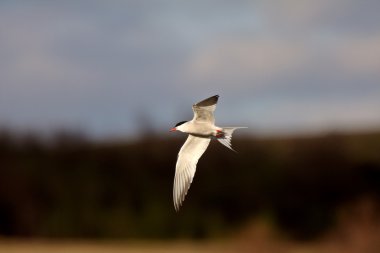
[0,240,234,253]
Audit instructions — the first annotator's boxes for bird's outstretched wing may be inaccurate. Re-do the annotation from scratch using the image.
[192,95,219,124]
[173,135,211,211]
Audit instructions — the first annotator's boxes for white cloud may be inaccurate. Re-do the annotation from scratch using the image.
[258,0,340,29]
[186,38,312,89]
[184,33,380,89]
[336,36,380,74]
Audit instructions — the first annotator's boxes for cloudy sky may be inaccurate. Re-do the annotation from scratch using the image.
[0,0,379,138]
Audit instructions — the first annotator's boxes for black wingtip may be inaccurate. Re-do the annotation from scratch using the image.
[195,95,219,107]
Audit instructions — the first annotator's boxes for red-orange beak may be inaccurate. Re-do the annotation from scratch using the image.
[169,127,176,132]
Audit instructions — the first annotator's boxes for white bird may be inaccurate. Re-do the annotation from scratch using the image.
[170,95,246,211]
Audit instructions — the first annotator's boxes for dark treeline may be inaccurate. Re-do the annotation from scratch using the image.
[0,130,379,240]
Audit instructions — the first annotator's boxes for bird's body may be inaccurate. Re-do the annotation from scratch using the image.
[170,95,246,211]
[175,121,221,137]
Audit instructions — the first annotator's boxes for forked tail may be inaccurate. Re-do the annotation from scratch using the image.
[217,127,247,152]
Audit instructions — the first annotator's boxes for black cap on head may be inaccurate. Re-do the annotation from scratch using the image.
[175,121,187,127]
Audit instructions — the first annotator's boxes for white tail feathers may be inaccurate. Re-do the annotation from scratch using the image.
[217,127,247,152]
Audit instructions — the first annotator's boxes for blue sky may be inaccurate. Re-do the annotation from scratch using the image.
[0,0,379,139]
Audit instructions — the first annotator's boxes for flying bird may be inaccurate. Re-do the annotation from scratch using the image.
[170,95,246,211]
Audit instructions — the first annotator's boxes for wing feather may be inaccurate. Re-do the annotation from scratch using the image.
[173,135,211,211]
[192,95,219,123]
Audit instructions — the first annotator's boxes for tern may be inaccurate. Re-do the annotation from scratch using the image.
[170,95,246,211]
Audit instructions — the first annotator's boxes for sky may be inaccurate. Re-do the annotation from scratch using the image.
[0,0,379,139]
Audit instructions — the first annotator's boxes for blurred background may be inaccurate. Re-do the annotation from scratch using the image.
[0,0,380,252]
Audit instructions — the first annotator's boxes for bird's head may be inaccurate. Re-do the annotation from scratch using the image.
[170,121,188,132]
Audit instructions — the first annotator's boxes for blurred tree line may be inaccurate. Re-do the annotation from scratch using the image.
[0,129,379,240]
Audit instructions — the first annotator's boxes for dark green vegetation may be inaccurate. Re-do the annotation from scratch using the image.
[0,130,379,240]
